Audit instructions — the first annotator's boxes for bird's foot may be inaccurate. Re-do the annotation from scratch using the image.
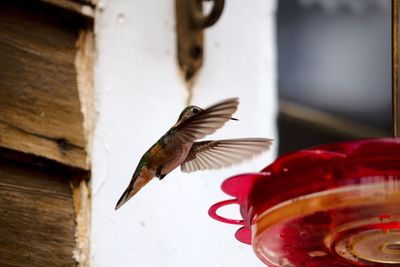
[156,164,165,180]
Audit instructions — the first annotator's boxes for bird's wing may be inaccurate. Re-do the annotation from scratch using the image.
[173,98,239,143]
[180,138,272,173]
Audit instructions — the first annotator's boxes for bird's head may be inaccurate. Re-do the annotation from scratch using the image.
[177,105,203,123]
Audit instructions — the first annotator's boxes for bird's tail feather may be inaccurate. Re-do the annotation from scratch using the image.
[115,183,133,210]
[115,173,152,210]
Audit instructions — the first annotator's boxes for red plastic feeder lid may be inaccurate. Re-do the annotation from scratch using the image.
[209,138,400,266]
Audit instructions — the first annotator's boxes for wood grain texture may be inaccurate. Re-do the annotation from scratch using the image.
[71,178,90,267]
[0,157,77,267]
[76,29,95,168]
[37,0,95,17]
[0,1,93,169]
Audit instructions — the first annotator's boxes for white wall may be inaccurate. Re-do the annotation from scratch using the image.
[92,1,277,266]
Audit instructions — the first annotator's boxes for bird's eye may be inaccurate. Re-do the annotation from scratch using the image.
[192,108,199,114]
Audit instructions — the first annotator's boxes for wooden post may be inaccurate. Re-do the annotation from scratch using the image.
[0,1,94,266]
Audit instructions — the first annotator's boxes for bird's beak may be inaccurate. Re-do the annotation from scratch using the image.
[230,117,239,121]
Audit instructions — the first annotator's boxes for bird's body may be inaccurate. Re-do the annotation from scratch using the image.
[117,133,192,208]
[115,98,272,210]
[136,133,193,180]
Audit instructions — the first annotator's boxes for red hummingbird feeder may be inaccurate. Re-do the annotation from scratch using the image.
[209,2,400,265]
[209,138,400,266]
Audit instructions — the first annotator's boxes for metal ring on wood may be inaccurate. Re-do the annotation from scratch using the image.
[191,0,225,29]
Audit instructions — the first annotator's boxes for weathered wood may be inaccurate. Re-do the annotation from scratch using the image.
[0,1,93,169]
[71,178,90,267]
[76,30,95,167]
[0,1,93,265]
[37,0,95,18]
[0,157,77,267]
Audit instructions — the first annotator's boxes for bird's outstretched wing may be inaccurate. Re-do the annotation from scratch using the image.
[180,138,272,173]
[173,98,239,143]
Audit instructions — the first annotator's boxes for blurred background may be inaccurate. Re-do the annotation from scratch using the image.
[277,0,391,154]
[0,0,392,267]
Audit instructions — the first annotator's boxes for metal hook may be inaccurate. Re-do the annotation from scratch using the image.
[191,0,225,29]
[176,0,225,84]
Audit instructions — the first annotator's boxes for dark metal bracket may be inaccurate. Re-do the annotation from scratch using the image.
[393,0,400,137]
[176,0,225,83]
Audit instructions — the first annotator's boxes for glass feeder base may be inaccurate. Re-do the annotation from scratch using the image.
[253,181,400,267]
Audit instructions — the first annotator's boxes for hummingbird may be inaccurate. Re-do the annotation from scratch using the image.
[115,98,272,210]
